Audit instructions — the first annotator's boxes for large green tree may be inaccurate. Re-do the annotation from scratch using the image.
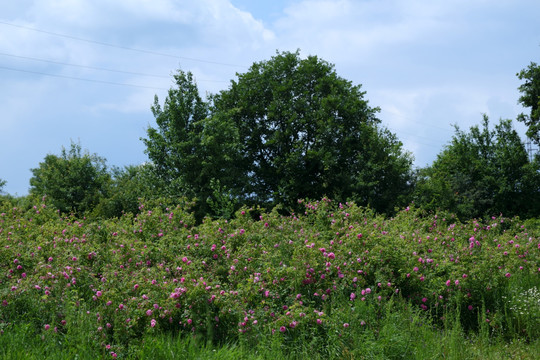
[142,70,244,217]
[414,116,540,219]
[143,71,209,197]
[29,142,110,215]
[212,51,413,213]
[143,51,413,215]
[517,61,540,145]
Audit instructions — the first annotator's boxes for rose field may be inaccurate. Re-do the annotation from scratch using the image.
[1,198,539,359]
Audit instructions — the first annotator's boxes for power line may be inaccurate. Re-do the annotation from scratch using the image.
[0,20,248,69]
[0,65,169,90]
[0,52,170,78]
[0,52,230,84]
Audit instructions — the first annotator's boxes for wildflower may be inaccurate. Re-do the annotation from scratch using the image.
[350,292,356,301]
[505,273,511,278]
[44,324,50,330]
[343,323,350,328]
[280,326,286,332]
[151,319,156,328]
[316,319,322,325]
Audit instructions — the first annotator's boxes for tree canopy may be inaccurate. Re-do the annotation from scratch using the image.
[414,115,540,219]
[29,142,110,215]
[517,62,540,145]
[143,51,413,215]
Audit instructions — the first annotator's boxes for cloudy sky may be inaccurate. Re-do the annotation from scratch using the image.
[1,0,539,196]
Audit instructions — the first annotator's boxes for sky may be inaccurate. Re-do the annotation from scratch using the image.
[1,0,539,196]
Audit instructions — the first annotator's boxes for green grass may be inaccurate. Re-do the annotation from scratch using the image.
[1,311,539,360]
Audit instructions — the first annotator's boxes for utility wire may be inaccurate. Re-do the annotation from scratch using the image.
[0,65,169,90]
[0,52,170,78]
[0,52,229,83]
[0,20,248,68]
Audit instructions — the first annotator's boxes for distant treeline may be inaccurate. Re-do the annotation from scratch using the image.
[2,51,539,221]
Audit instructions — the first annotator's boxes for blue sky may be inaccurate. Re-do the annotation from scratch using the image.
[1,0,539,196]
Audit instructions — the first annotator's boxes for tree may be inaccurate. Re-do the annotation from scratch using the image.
[414,116,540,219]
[0,178,5,194]
[517,62,540,145]
[29,142,110,215]
[143,51,413,215]
[142,70,244,218]
[92,163,166,218]
[212,51,413,213]
[143,70,209,197]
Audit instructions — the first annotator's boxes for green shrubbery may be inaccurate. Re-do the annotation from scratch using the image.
[1,198,538,358]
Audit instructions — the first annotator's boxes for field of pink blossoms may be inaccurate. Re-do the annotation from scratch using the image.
[1,198,538,358]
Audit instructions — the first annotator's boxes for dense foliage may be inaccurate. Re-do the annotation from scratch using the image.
[92,164,166,219]
[414,116,540,220]
[29,142,110,215]
[0,198,538,358]
[143,51,413,216]
[517,62,540,145]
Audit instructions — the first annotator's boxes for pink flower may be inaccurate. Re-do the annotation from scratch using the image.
[446,280,451,287]
[150,319,156,328]
[316,319,322,325]
[505,273,511,278]
[96,291,102,297]
[44,324,50,330]
[343,323,350,328]
[350,292,356,301]
[146,310,152,316]
[280,326,286,332]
